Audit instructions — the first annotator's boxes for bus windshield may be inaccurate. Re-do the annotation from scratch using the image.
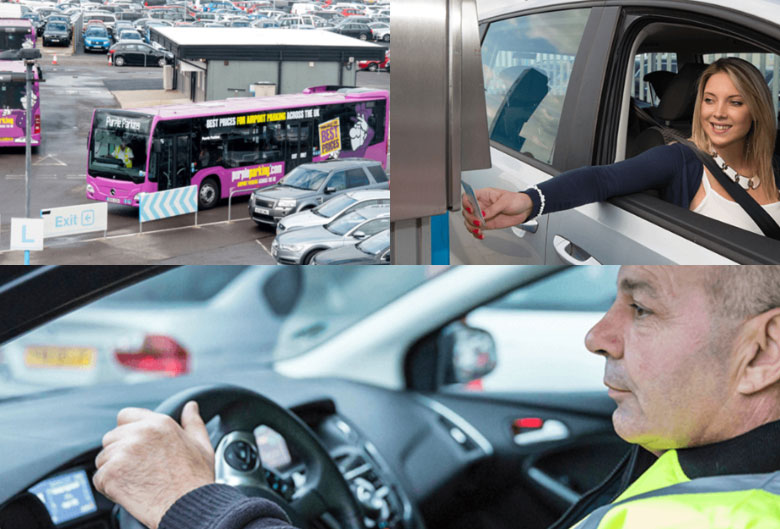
[89,111,152,183]
[313,193,355,217]
[0,28,33,51]
[279,165,328,190]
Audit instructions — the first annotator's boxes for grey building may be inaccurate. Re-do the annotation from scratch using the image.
[150,27,386,102]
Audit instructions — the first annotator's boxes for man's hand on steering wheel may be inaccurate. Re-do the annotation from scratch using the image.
[93,401,216,529]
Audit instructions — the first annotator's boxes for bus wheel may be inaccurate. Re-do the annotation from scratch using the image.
[199,178,220,209]
[303,249,322,265]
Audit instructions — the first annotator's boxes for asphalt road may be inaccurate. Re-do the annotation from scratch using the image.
[0,47,389,264]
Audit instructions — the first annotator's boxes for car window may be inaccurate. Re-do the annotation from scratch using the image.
[482,8,591,165]
[367,165,387,183]
[313,193,357,217]
[328,171,347,191]
[345,168,369,188]
[355,217,389,237]
[633,52,678,107]
[448,267,619,392]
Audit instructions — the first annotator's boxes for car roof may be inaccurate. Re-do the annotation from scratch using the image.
[300,158,382,170]
[476,0,780,25]
[344,189,390,199]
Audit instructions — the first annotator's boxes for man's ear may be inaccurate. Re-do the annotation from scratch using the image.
[737,308,780,395]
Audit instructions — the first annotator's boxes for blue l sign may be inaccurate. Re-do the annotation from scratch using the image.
[21,225,33,243]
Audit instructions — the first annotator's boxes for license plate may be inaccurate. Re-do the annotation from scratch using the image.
[254,207,269,215]
[24,346,96,369]
[107,197,120,204]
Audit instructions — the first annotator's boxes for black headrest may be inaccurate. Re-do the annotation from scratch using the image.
[656,63,709,122]
[643,70,676,100]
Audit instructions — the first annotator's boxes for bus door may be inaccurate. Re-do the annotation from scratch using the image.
[157,133,192,191]
[285,120,312,169]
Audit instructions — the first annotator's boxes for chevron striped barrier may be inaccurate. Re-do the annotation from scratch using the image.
[138,186,198,232]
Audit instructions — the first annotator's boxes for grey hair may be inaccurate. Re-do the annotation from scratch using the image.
[705,266,780,320]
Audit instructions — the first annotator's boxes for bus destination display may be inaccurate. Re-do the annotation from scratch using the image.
[28,469,98,525]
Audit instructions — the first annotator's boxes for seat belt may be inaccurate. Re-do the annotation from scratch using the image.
[651,127,780,240]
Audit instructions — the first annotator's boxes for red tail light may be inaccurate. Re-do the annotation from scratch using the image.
[114,335,189,377]
[34,114,40,134]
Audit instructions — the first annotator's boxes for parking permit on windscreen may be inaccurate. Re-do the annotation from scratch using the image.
[461,181,485,225]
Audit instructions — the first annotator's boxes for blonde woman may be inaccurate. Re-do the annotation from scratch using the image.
[463,57,780,238]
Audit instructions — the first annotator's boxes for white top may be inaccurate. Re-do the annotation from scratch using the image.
[692,170,780,235]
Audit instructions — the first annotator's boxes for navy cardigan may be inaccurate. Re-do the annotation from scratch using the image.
[524,142,704,219]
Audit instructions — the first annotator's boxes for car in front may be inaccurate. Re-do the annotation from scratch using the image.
[83,26,111,52]
[276,188,390,234]
[311,227,390,264]
[42,21,70,46]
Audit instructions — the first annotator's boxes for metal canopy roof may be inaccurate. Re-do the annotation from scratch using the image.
[150,27,386,62]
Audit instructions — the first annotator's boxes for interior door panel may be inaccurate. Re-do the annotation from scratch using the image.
[419,391,629,529]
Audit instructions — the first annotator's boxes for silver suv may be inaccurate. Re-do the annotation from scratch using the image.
[249,159,389,227]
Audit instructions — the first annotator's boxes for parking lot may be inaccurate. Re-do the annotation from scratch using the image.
[0,44,389,264]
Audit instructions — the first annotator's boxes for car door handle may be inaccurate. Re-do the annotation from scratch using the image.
[510,219,538,237]
[513,419,569,446]
[553,235,601,265]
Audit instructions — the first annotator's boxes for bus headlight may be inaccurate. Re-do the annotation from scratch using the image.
[277,199,296,209]
[86,184,94,194]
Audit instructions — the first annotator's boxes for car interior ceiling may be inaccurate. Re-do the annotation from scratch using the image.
[624,23,780,160]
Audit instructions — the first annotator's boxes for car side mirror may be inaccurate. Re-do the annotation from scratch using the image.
[439,321,497,385]
[353,230,366,240]
[380,251,390,263]
[325,186,336,194]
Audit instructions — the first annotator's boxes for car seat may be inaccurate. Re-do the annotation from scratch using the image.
[627,62,709,158]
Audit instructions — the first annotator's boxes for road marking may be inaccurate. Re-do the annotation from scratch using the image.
[256,239,275,260]
[66,176,83,180]
[6,175,23,180]
[33,154,67,166]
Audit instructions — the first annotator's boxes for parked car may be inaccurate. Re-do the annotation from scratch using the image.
[327,20,371,40]
[108,41,173,66]
[271,203,390,264]
[447,0,780,264]
[0,265,635,529]
[249,159,389,227]
[44,13,72,37]
[368,21,388,41]
[276,188,390,234]
[0,267,280,393]
[310,227,390,264]
[359,49,389,71]
[42,21,70,46]
[116,29,144,42]
[83,26,112,51]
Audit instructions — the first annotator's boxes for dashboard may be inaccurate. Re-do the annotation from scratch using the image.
[0,368,490,529]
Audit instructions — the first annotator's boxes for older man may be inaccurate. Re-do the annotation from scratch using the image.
[93,266,780,529]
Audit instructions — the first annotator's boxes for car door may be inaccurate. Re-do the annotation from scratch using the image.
[404,267,628,529]
[450,7,599,265]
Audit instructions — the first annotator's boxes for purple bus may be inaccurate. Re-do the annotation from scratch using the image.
[0,18,36,51]
[86,86,389,209]
[0,59,41,147]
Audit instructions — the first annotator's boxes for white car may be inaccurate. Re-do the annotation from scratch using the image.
[276,189,390,234]
[432,0,780,264]
[369,21,389,41]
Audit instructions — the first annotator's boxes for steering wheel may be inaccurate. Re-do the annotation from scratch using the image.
[118,384,363,529]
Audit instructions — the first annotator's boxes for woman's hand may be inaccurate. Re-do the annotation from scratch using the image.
[462,187,534,238]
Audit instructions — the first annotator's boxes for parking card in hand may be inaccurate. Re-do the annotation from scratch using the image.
[461,181,485,225]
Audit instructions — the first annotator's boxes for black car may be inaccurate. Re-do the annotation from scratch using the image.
[109,41,173,67]
[42,22,71,46]
[45,14,73,37]
[327,21,372,40]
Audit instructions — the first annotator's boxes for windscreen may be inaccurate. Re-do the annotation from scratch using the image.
[89,111,152,182]
[279,165,328,190]
[313,193,355,217]
[325,209,368,236]
[357,229,389,255]
[0,28,32,51]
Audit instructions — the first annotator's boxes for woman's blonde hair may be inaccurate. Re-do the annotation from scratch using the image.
[691,57,778,198]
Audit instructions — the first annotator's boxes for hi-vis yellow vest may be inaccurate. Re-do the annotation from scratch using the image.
[572,450,780,529]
